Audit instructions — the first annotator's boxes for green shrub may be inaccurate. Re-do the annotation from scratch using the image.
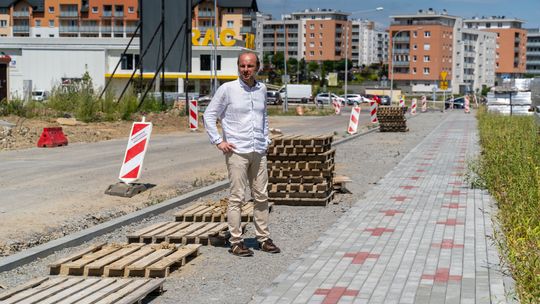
[476,107,540,302]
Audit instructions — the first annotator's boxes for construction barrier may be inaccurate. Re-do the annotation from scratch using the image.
[189,99,198,130]
[37,127,68,148]
[119,118,153,184]
[332,99,342,115]
[399,96,405,108]
[411,98,417,115]
[464,95,470,114]
[421,95,427,112]
[369,101,378,123]
[347,105,361,134]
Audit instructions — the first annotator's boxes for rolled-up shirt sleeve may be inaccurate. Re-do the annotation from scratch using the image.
[203,85,227,145]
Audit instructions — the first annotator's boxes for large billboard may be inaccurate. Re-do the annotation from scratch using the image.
[140,0,191,73]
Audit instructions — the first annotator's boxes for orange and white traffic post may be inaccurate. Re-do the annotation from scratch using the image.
[105,117,153,197]
[411,98,417,115]
[464,95,471,114]
[369,101,378,123]
[421,95,427,112]
[332,98,342,115]
[348,105,361,134]
[189,99,198,131]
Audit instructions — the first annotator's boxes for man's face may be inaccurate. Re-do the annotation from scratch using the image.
[238,53,258,82]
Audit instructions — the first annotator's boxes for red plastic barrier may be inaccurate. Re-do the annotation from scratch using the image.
[37,127,68,148]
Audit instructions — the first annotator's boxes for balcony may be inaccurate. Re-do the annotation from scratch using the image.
[79,25,99,33]
[113,26,124,33]
[59,26,79,33]
[393,36,410,43]
[242,12,255,19]
[240,26,253,33]
[101,26,112,32]
[526,70,540,74]
[102,11,112,17]
[336,27,342,34]
[393,61,410,67]
[527,60,540,65]
[13,25,29,32]
[198,11,215,18]
[393,48,410,54]
[125,25,137,33]
[197,26,212,32]
[60,11,78,18]
[12,11,30,18]
[114,11,124,17]
[527,42,540,48]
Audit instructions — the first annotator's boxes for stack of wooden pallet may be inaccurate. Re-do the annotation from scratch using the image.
[267,134,335,206]
[377,106,409,132]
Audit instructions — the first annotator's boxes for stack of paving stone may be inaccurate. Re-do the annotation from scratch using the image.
[377,106,409,132]
[267,134,335,206]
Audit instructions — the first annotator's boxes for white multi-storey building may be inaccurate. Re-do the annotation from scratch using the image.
[351,20,388,67]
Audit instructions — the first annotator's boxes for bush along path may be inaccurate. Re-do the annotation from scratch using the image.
[476,107,540,302]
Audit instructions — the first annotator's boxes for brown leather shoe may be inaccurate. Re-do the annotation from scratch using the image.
[228,241,254,257]
[259,238,281,253]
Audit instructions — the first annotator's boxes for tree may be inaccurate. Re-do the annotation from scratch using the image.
[322,60,335,73]
[299,58,307,82]
[307,61,319,74]
[287,58,298,82]
[271,52,284,70]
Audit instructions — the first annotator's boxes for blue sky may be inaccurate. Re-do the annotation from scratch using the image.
[257,0,540,29]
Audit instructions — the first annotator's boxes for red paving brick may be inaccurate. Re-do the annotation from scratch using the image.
[343,252,380,264]
[431,239,464,249]
[314,287,359,304]
[436,219,464,226]
[421,268,462,283]
[380,209,405,216]
[365,228,395,236]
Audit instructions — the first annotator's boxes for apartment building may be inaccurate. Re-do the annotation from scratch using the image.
[351,20,388,66]
[526,28,540,76]
[0,0,139,38]
[389,8,496,94]
[464,17,527,80]
[192,0,258,41]
[260,8,351,62]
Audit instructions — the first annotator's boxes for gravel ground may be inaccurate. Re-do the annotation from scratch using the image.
[0,111,447,303]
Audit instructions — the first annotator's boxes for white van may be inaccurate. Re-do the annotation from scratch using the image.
[31,90,49,102]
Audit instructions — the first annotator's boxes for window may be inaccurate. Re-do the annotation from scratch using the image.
[227,20,234,27]
[310,33,314,38]
[319,24,323,28]
[413,44,417,50]
[412,67,416,74]
[310,42,314,47]
[35,20,41,27]
[48,6,54,13]
[424,44,430,51]
[92,6,98,13]
[319,33,322,38]
[49,34,54,37]
[424,31,431,37]
[200,54,222,71]
[121,54,133,70]
[423,67,430,74]
[49,20,54,27]
[413,31,417,37]
[128,7,134,13]
[309,24,314,29]
[423,55,430,62]
[35,34,40,37]
[0,20,7,27]
[413,55,417,62]
[227,8,233,13]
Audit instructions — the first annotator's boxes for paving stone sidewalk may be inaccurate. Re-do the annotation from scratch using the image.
[253,112,512,304]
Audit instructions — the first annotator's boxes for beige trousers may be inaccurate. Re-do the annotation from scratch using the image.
[225,152,270,245]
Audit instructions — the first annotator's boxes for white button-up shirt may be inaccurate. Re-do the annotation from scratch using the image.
[203,78,270,154]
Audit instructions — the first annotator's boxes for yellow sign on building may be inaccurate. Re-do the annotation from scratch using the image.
[192,28,255,49]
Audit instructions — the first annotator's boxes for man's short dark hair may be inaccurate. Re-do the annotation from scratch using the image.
[237,51,260,69]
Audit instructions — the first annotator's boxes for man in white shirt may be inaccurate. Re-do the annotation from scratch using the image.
[204,51,280,257]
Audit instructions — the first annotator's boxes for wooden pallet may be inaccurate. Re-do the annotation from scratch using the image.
[270,134,333,147]
[49,243,200,278]
[268,175,330,184]
[268,145,331,155]
[267,148,336,162]
[269,189,333,199]
[268,182,331,192]
[267,159,334,171]
[269,191,335,206]
[173,200,270,222]
[0,276,164,304]
[269,165,335,178]
[127,221,246,245]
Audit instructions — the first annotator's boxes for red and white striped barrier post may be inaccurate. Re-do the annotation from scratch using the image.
[332,98,342,115]
[369,101,378,123]
[411,98,417,115]
[464,95,470,114]
[119,117,152,184]
[421,95,427,112]
[189,99,198,131]
[399,96,405,108]
[348,105,361,134]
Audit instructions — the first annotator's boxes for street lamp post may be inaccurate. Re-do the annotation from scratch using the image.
[345,7,383,99]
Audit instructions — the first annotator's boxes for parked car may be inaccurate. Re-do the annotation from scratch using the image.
[379,95,391,106]
[31,90,49,102]
[340,94,365,105]
[445,97,465,109]
[266,90,283,105]
[316,93,345,105]
[364,94,381,104]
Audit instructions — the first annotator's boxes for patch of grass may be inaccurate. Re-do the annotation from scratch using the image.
[476,106,540,302]
[267,105,335,116]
